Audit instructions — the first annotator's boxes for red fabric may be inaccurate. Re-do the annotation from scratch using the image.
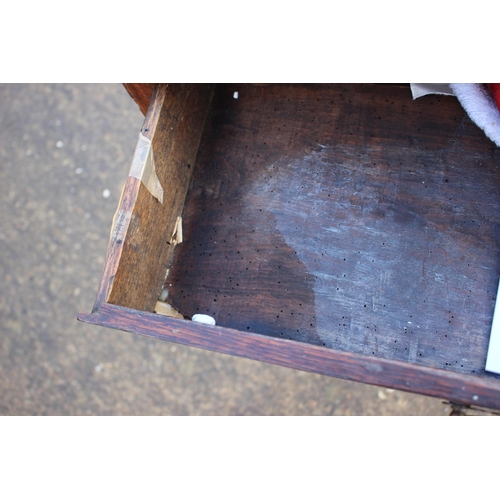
[487,83,500,112]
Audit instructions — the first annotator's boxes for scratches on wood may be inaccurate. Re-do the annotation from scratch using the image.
[165,84,500,377]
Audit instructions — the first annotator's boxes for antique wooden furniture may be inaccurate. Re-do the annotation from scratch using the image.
[78,83,500,410]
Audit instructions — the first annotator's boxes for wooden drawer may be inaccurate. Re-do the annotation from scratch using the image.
[78,83,500,410]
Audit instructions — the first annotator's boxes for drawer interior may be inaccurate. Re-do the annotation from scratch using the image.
[82,83,500,407]
[166,84,500,378]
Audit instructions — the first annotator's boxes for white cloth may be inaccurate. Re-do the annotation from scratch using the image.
[450,83,500,147]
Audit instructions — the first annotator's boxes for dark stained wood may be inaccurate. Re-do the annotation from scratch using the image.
[78,303,500,410]
[123,84,155,115]
[94,83,215,312]
[166,84,500,380]
[83,83,500,408]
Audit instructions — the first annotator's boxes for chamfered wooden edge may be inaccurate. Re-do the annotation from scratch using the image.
[78,303,500,411]
[93,83,216,313]
[123,84,155,115]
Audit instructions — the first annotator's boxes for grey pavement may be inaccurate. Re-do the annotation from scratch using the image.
[0,83,450,415]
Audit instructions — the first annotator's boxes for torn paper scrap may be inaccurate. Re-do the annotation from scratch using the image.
[410,83,454,99]
[129,133,164,203]
[169,216,183,246]
[154,300,184,319]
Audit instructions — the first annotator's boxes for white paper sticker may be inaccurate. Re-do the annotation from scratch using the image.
[486,278,500,374]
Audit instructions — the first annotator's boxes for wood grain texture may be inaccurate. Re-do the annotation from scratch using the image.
[165,84,500,379]
[123,84,155,115]
[84,83,500,407]
[94,83,215,312]
[78,303,500,410]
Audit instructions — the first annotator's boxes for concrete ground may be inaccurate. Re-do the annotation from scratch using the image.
[0,83,452,415]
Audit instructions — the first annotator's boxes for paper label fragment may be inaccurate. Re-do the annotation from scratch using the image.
[486,278,500,374]
[111,209,132,243]
[410,83,454,99]
[129,133,164,203]
[169,216,183,246]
